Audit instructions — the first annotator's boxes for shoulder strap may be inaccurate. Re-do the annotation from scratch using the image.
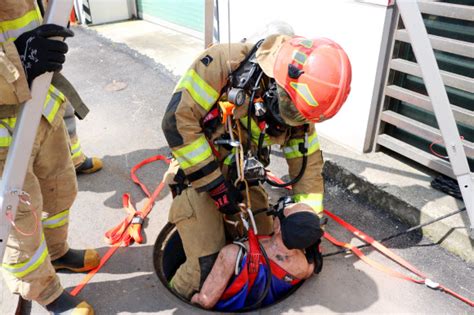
[228,39,265,90]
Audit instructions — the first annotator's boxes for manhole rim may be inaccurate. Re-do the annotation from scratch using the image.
[153,222,304,313]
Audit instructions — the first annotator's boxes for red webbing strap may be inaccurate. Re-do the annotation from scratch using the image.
[247,228,262,291]
[324,232,423,284]
[324,209,474,307]
[323,209,426,279]
[71,155,169,296]
[266,171,473,307]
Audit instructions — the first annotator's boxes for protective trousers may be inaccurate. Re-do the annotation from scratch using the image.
[63,101,86,168]
[1,105,77,306]
[168,185,273,299]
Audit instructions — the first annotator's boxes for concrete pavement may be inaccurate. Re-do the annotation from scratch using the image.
[1,21,472,314]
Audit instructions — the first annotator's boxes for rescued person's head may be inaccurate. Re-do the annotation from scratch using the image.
[273,202,323,250]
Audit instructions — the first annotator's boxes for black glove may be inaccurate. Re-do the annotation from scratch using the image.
[208,178,243,215]
[14,24,74,85]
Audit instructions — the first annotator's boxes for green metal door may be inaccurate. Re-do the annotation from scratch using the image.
[137,0,204,35]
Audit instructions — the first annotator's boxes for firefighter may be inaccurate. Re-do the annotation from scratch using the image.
[162,34,352,299]
[0,1,99,313]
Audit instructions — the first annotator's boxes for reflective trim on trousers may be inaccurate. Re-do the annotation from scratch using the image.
[70,140,82,159]
[173,136,213,170]
[42,209,69,229]
[175,69,219,111]
[1,234,48,278]
[293,193,324,214]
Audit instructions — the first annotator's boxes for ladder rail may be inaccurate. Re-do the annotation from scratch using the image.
[395,0,473,236]
[0,0,74,258]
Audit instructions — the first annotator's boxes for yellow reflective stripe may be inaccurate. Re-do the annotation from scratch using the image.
[293,193,324,213]
[42,209,69,229]
[239,116,271,146]
[0,118,17,147]
[223,153,235,166]
[0,9,42,42]
[284,131,319,159]
[42,85,65,123]
[176,69,219,111]
[2,234,48,278]
[71,140,82,159]
[299,39,313,48]
[172,136,212,169]
[293,50,307,66]
[289,82,319,107]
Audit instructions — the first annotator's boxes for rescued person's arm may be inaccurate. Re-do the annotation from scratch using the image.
[191,244,240,309]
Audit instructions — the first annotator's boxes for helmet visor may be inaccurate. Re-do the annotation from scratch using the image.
[276,85,309,126]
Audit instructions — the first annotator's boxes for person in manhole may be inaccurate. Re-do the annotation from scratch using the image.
[191,201,324,310]
[161,31,352,305]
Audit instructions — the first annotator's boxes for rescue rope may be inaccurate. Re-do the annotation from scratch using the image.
[265,172,474,307]
[71,155,170,296]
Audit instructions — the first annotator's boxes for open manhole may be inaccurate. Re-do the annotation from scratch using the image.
[153,222,304,312]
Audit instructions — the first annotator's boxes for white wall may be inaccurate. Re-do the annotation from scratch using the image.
[217,0,389,153]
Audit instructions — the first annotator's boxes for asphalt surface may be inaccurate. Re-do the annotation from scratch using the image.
[2,26,473,314]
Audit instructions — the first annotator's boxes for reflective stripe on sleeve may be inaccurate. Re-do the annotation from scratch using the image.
[42,85,65,123]
[0,118,16,147]
[2,234,48,278]
[293,193,324,214]
[175,69,219,111]
[239,116,271,147]
[283,131,319,159]
[42,209,69,229]
[172,136,213,170]
[0,9,42,42]
[223,152,235,166]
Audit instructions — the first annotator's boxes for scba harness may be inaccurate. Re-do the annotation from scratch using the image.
[199,41,311,189]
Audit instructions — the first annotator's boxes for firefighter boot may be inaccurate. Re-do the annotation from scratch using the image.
[46,290,94,315]
[52,248,100,272]
[75,156,103,174]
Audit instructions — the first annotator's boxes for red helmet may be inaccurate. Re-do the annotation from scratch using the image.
[257,35,352,124]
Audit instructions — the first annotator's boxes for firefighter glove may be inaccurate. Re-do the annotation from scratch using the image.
[208,178,242,215]
[14,24,74,85]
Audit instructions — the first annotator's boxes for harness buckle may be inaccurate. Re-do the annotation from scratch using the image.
[131,216,144,225]
[424,278,440,290]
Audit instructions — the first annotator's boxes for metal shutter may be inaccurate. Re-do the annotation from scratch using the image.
[137,0,204,36]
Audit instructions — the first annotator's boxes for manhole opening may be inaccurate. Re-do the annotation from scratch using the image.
[153,222,303,312]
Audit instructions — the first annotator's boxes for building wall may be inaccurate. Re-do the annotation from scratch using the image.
[217,0,389,153]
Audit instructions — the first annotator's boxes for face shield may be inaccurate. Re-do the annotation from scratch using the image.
[276,84,310,126]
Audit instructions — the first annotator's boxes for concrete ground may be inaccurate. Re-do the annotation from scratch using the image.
[1,21,473,314]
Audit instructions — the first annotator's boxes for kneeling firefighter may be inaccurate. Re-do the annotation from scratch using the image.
[161,34,352,299]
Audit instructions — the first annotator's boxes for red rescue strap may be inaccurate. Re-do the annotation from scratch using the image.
[265,172,474,307]
[71,155,170,296]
